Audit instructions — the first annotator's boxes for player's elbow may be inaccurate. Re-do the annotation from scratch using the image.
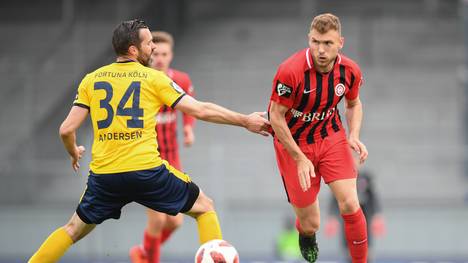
[345,97,361,109]
[59,122,74,138]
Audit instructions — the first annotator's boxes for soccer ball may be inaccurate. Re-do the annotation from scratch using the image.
[195,239,239,263]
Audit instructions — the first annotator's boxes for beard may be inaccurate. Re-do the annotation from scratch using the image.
[136,47,151,67]
[137,53,150,67]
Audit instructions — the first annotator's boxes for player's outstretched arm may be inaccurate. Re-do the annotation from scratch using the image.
[344,96,368,163]
[174,95,270,136]
[269,101,315,192]
[59,106,88,171]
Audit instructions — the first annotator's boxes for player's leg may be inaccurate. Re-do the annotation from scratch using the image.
[329,179,367,263]
[293,201,320,263]
[29,212,96,263]
[130,211,184,263]
[185,190,222,244]
[273,139,320,262]
[131,148,185,263]
[134,162,222,245]
[161,213,183,243]
[130,209,167,263]
[320,133,367,263]
[30,170,129,263]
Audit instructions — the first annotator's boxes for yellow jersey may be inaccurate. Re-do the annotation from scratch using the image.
[73,61,185,173]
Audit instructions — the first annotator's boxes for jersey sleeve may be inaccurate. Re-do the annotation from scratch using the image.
[345,66,363,100]
[154,73,186,108]
[270,65,297,108]
[73,74,91,109]
[181,76,195,127]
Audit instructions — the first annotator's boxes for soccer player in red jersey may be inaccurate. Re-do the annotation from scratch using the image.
[269,13,369,263]
[130,31,196,263]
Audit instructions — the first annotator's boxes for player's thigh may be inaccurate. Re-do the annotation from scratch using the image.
[64,212,96,242]
[319,133,357,184]
[146,209,169,231]
[328,178,360,214]
[164,213,184,230]
[76,172,130,225]
[185,190,214,217]
[273,139,321,207]
[134,161,200,216]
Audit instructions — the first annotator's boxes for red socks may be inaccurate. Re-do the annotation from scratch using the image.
[143,230,161,263]
[342,208,368,263]
[143,229,175,263]
[160,229,173,244]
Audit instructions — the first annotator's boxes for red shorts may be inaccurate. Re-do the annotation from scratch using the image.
[274,131,357,208]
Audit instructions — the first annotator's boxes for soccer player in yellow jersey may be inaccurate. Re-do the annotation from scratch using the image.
[28,19,270,263]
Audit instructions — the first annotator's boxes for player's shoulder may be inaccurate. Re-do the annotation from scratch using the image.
[338,54,362,75]
[277,48,308,75]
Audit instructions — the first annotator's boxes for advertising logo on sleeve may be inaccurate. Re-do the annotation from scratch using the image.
[276,82,292,97]
[170,81,185,94]
[334,83,345,96]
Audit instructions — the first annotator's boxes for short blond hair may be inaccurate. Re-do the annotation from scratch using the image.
[151,31,174,47]
[310,13,341,35]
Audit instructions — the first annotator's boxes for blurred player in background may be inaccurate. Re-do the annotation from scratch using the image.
[325,167,386,262]
[28,19,270,263]
[130,31,197,263]
[269,13,368,262]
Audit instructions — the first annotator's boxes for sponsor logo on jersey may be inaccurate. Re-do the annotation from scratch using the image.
[303,87,316,94]
[290,107,336,122]
[276,82,292,97]
[335,83,345,96]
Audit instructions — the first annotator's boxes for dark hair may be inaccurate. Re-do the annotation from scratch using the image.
[112,19,149,56]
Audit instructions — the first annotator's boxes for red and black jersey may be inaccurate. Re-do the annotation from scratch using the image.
[269,48,363,146]
[156,68,195,161]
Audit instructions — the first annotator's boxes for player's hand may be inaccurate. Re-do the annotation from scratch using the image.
[324,217,340,238]
[296,156,315,192]
[71,145,85,172]
[371,214,386,238]
[184,125,195,147]
[348,136,368,164]
[245,111,271,136]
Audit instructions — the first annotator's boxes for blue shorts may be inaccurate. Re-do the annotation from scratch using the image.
[76,162,200,224]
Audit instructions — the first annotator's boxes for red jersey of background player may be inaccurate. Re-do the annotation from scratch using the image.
[269,48,363,145]
[156,68,195,168]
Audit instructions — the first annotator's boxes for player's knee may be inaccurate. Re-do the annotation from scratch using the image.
[337,197,360,215]
[166,214,184,230]
[200,194,215,213]
[148,213,167,230]
[63,222,82,242]
[192,193,215,217]
[300,218,320,235]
